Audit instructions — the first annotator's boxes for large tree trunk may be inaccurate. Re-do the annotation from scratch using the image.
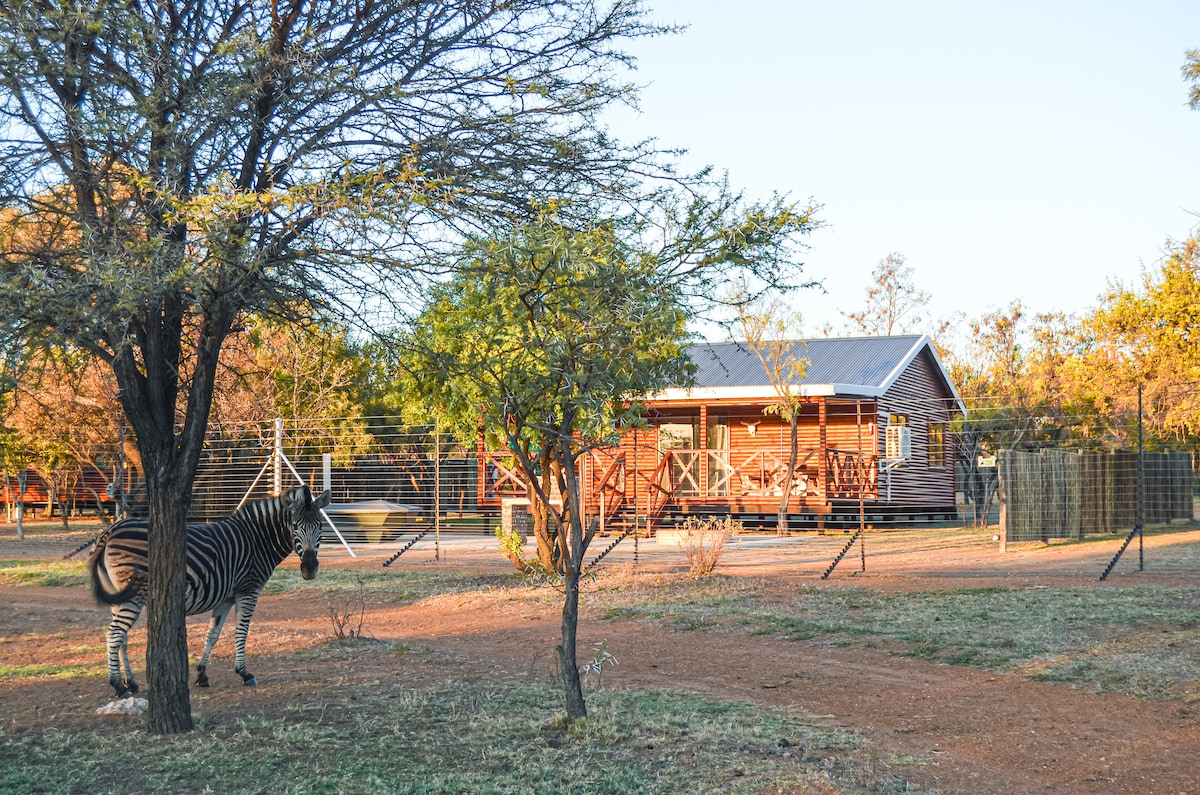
[141,449,194,733]
[110,296,232,734]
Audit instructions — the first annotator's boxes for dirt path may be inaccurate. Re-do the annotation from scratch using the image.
[4,527,1199,794]
[253,585,1199,795]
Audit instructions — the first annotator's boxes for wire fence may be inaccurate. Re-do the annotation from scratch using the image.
[1,406,1196,547]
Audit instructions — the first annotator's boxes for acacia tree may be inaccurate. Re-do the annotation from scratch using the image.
[946,302,1080,525]
[843,253,932,336]
[735,295,808,536]
[0,427,33,535]
[404,205,814,722]
[1084,237,1200,447]
[4,348,128,518]
[210,315,377,463]
[0,0,677,733]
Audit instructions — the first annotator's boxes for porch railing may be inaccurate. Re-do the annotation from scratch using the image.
[483,445,879,517]
[825,448,878,500]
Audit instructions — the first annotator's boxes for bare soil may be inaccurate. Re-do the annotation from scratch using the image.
[3,526,1199,794]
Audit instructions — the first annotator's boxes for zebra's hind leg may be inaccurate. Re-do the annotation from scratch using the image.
[106,600,142,698]
[233,593,260,686]
[196,602,232,688]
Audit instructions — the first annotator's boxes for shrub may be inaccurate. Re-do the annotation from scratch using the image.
[325,574,368,639]
[677,515,741,577]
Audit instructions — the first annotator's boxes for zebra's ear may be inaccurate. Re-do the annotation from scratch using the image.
[283,488,303,513]
[314,489,332,509]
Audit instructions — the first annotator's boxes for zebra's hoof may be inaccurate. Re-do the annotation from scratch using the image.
[240,671,257,686]
[195,665,209,687]
[127,681,139,695]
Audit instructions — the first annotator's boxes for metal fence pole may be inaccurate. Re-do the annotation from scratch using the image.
[273,418,283,494]
[434,420,441,561]
[1138,384,1144,571]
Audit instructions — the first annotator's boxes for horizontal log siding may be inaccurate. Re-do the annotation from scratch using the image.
[876,349,958,508]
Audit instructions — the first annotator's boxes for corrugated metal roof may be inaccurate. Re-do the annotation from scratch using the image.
[688,334,927,391]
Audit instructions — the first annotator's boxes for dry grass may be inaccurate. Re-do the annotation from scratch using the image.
[676,515,742,577]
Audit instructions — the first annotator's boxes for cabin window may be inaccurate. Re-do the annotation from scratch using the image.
[928,422,946,468]
[885,413,912,460]
[658,422,698,451]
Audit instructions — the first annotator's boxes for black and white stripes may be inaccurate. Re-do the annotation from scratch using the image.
[87,486,331,698]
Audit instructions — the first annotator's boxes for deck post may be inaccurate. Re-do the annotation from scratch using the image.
[817,398,827,530]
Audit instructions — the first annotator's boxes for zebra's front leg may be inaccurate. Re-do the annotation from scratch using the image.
[195,602,232,688]
[106,601,142,698]
[232,593,260,686]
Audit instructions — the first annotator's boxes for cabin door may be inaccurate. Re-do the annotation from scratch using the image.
[658,421,700,498]
[707,417,730,496]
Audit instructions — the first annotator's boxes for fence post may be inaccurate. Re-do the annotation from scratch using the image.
[434,420,441,561]
[1137,384,1144,571]
[273,418,283,494]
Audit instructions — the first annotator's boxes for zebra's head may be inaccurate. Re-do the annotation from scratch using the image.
[286,486,332,580]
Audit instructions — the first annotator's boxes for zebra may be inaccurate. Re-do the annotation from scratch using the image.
[88,485,332,698]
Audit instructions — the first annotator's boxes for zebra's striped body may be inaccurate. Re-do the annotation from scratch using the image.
[88,486,331,698]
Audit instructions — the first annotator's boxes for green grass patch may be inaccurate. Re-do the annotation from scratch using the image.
[0,662,101,680]
[262,566,523,601]
[0,560,89,588]
[589,574,1200,701]
[0,680,908,795]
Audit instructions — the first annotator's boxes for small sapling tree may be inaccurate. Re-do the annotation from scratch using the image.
[403,200,815,722]
[736,294,809,535]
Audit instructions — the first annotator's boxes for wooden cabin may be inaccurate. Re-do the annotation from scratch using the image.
[482,334,965,531]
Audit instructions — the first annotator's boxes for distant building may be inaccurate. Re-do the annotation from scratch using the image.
[481,334,964,530]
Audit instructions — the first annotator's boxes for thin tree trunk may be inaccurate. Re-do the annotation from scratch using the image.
[558,564,586,720]
[553,441,588,722]
[532,466,558,571]
[777,412,799,536]
[15,471,26,540]
[53,473,70,532]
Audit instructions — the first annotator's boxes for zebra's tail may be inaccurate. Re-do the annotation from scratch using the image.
[63,535,97,560]
[87,529,142,605]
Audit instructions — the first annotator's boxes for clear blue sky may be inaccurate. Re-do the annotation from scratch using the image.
[603,1,1200,337]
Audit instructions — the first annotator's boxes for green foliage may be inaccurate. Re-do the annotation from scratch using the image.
[403,214,693,453]
[1086,237,1200,444]
[495,526,532,571]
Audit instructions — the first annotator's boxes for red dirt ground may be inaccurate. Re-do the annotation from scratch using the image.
[2,526,1199,794]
